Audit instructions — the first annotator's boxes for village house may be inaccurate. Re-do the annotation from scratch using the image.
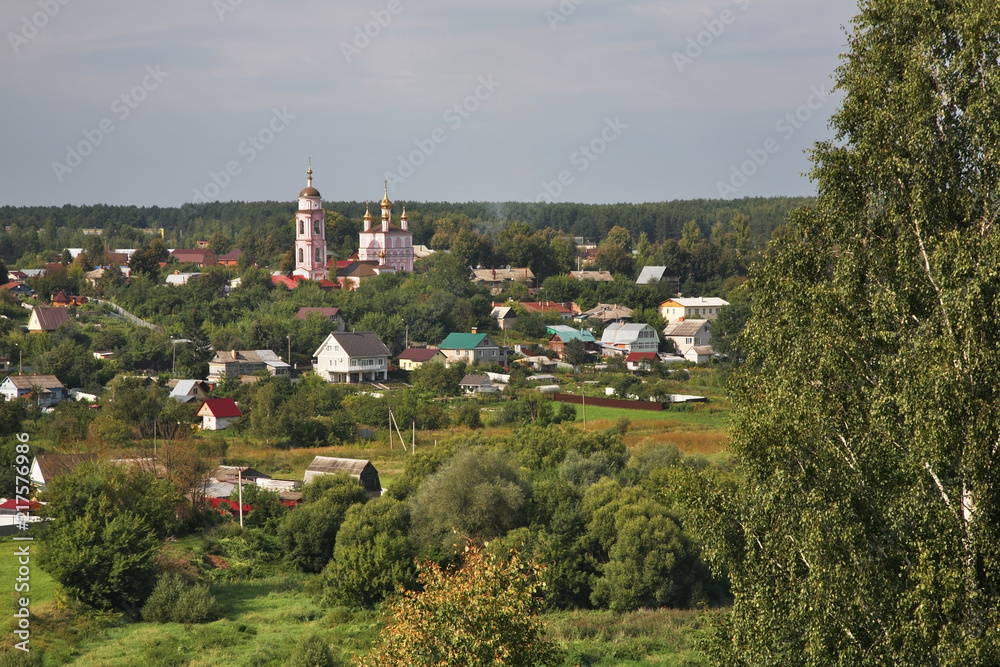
[50,290,87,307]
[295,307,346,331]
[546,325,599,358]
[636,266,681,294]
[396,348,447,371]
[170,249,217,267]
[626,351,659,371]
[569,270,614,282]
[165,272,203,286]
[304,456,382,498]
[659,296,729,323]
[312,331,391,383]
[0,374,67,407]
[662,319,713,354]
[600,322,660,356]
[197,398,242,430]
[438,330,507,367]
[336,261,390,290]
[29,453,97,492]
[490,305,518,330]
[683,346,717,364]
[217,248,249,267]
[574,303,633,324]
[208,350,291,380]
[167,379,211,403]
[470,267,535,292]
[459,374,498,395]
[27,306,70,332]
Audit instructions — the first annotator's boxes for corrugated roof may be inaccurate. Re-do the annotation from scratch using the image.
[295,307,341,320]
[438,332,490,350]
[33,453,96,482]
[636,266,679,285]
[306,456,372,476]
[30,306,70,331]
[460,374,490,386]
[661,296,729,308]
[5,374,65,390]
[663,319,710,336]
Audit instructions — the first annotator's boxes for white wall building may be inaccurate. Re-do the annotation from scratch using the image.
[313,331,392,383]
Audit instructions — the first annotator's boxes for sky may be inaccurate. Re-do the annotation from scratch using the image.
[0,0,860,208]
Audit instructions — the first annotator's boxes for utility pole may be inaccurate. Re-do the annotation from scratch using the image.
[238,468,244,529]
[171,336,176,373]
[582,390,587,431]
[287,334,291,366]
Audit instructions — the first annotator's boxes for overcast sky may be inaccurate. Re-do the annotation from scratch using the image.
[0,0,859,208]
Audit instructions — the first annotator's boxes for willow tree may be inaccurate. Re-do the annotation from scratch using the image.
[708,1,1000,664]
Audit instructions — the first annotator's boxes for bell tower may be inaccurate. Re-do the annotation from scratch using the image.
[293,160,327,281]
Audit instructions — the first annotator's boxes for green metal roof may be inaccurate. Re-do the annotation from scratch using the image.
[438,333,490,349]
[548,328,597,343]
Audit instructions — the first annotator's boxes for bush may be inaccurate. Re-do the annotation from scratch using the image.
[454,402,482,429]
[290,633,341,667]
[142,573,215,623]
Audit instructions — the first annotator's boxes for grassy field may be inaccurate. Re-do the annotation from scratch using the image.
[0,531,716,666]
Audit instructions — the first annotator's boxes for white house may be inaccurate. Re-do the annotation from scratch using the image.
[459,374,498,394]
[684,346,716,364]
[662,319,713,354]
[0,375,67,407]
[659,296,729,323]
[600,322,659,356]
[197,398,242,430]
[313,331,391,383]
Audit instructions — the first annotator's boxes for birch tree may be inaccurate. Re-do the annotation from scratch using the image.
[708,1,1000,664]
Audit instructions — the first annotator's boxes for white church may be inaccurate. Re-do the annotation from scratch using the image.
[292,166,414,279]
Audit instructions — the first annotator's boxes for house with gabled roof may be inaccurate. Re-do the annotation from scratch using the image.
[397,347,447,371]
[490,304,518,330]
[304,456,382,498]
[295,307,345,331]
[600,322,660,356]
[217,248,250,267]
[313,331,391,383]
[0,374,66,407]
[519,301,574,320]
[438,330,507,367]
[167,379,210,403]
[197,398,242,430]
[470,267,535,292]
[662,319,713,354]
[170,249,217,267]
[27,306,70,332]
[30,453,97,492]
[547,325,599,358]
[636,266,681,294]
[575,303,633,324]
[459,374,498,394]
[626,351,659,371]
[569,270,614,282]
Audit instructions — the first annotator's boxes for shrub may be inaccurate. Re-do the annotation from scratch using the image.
[142,573,215,623]
[290,633,341,667]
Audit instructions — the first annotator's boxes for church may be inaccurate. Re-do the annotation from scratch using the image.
[292,166,414,280]
[357,182,414,272]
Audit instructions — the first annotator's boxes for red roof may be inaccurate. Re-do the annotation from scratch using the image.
[626,352,658,362]
[520,301,573,315]
[0,499,42,511]
[271,274,302,289]
[198,398,242,418]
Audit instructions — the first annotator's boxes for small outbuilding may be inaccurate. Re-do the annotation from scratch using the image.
[304,456,382,498]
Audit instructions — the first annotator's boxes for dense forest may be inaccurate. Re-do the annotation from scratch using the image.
[0,197,811,268]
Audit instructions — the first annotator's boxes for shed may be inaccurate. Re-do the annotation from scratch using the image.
[304,456,382,498]
[30,453,97,491]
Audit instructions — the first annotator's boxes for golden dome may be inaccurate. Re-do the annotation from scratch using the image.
[378,250,386,258]
[400,207,408,221]
[380,181,391,208]
[300,160,320,197]
[364,206,372,221]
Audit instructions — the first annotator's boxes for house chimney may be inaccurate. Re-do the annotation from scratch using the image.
[471,327,478,334]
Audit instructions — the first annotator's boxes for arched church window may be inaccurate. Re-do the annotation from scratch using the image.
[299,221,304,235]
[315,247,322,263]
[298,248,304,263]
[314,220,320,235]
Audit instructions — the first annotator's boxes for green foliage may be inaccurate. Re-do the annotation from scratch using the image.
[142,573,215,623]
[230,484,288,530]
[279,474,368,573]
[409,448,530,555]
[453,402,481,429]
[357,543,563,667]
[321,496,416,609]
[291,634,342,667]
[703,2,1000,663]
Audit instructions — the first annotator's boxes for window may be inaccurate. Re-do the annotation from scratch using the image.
[299,221,304,235]
[314,221,320,235]
[299,248,304,263]
[315,247,322,263]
